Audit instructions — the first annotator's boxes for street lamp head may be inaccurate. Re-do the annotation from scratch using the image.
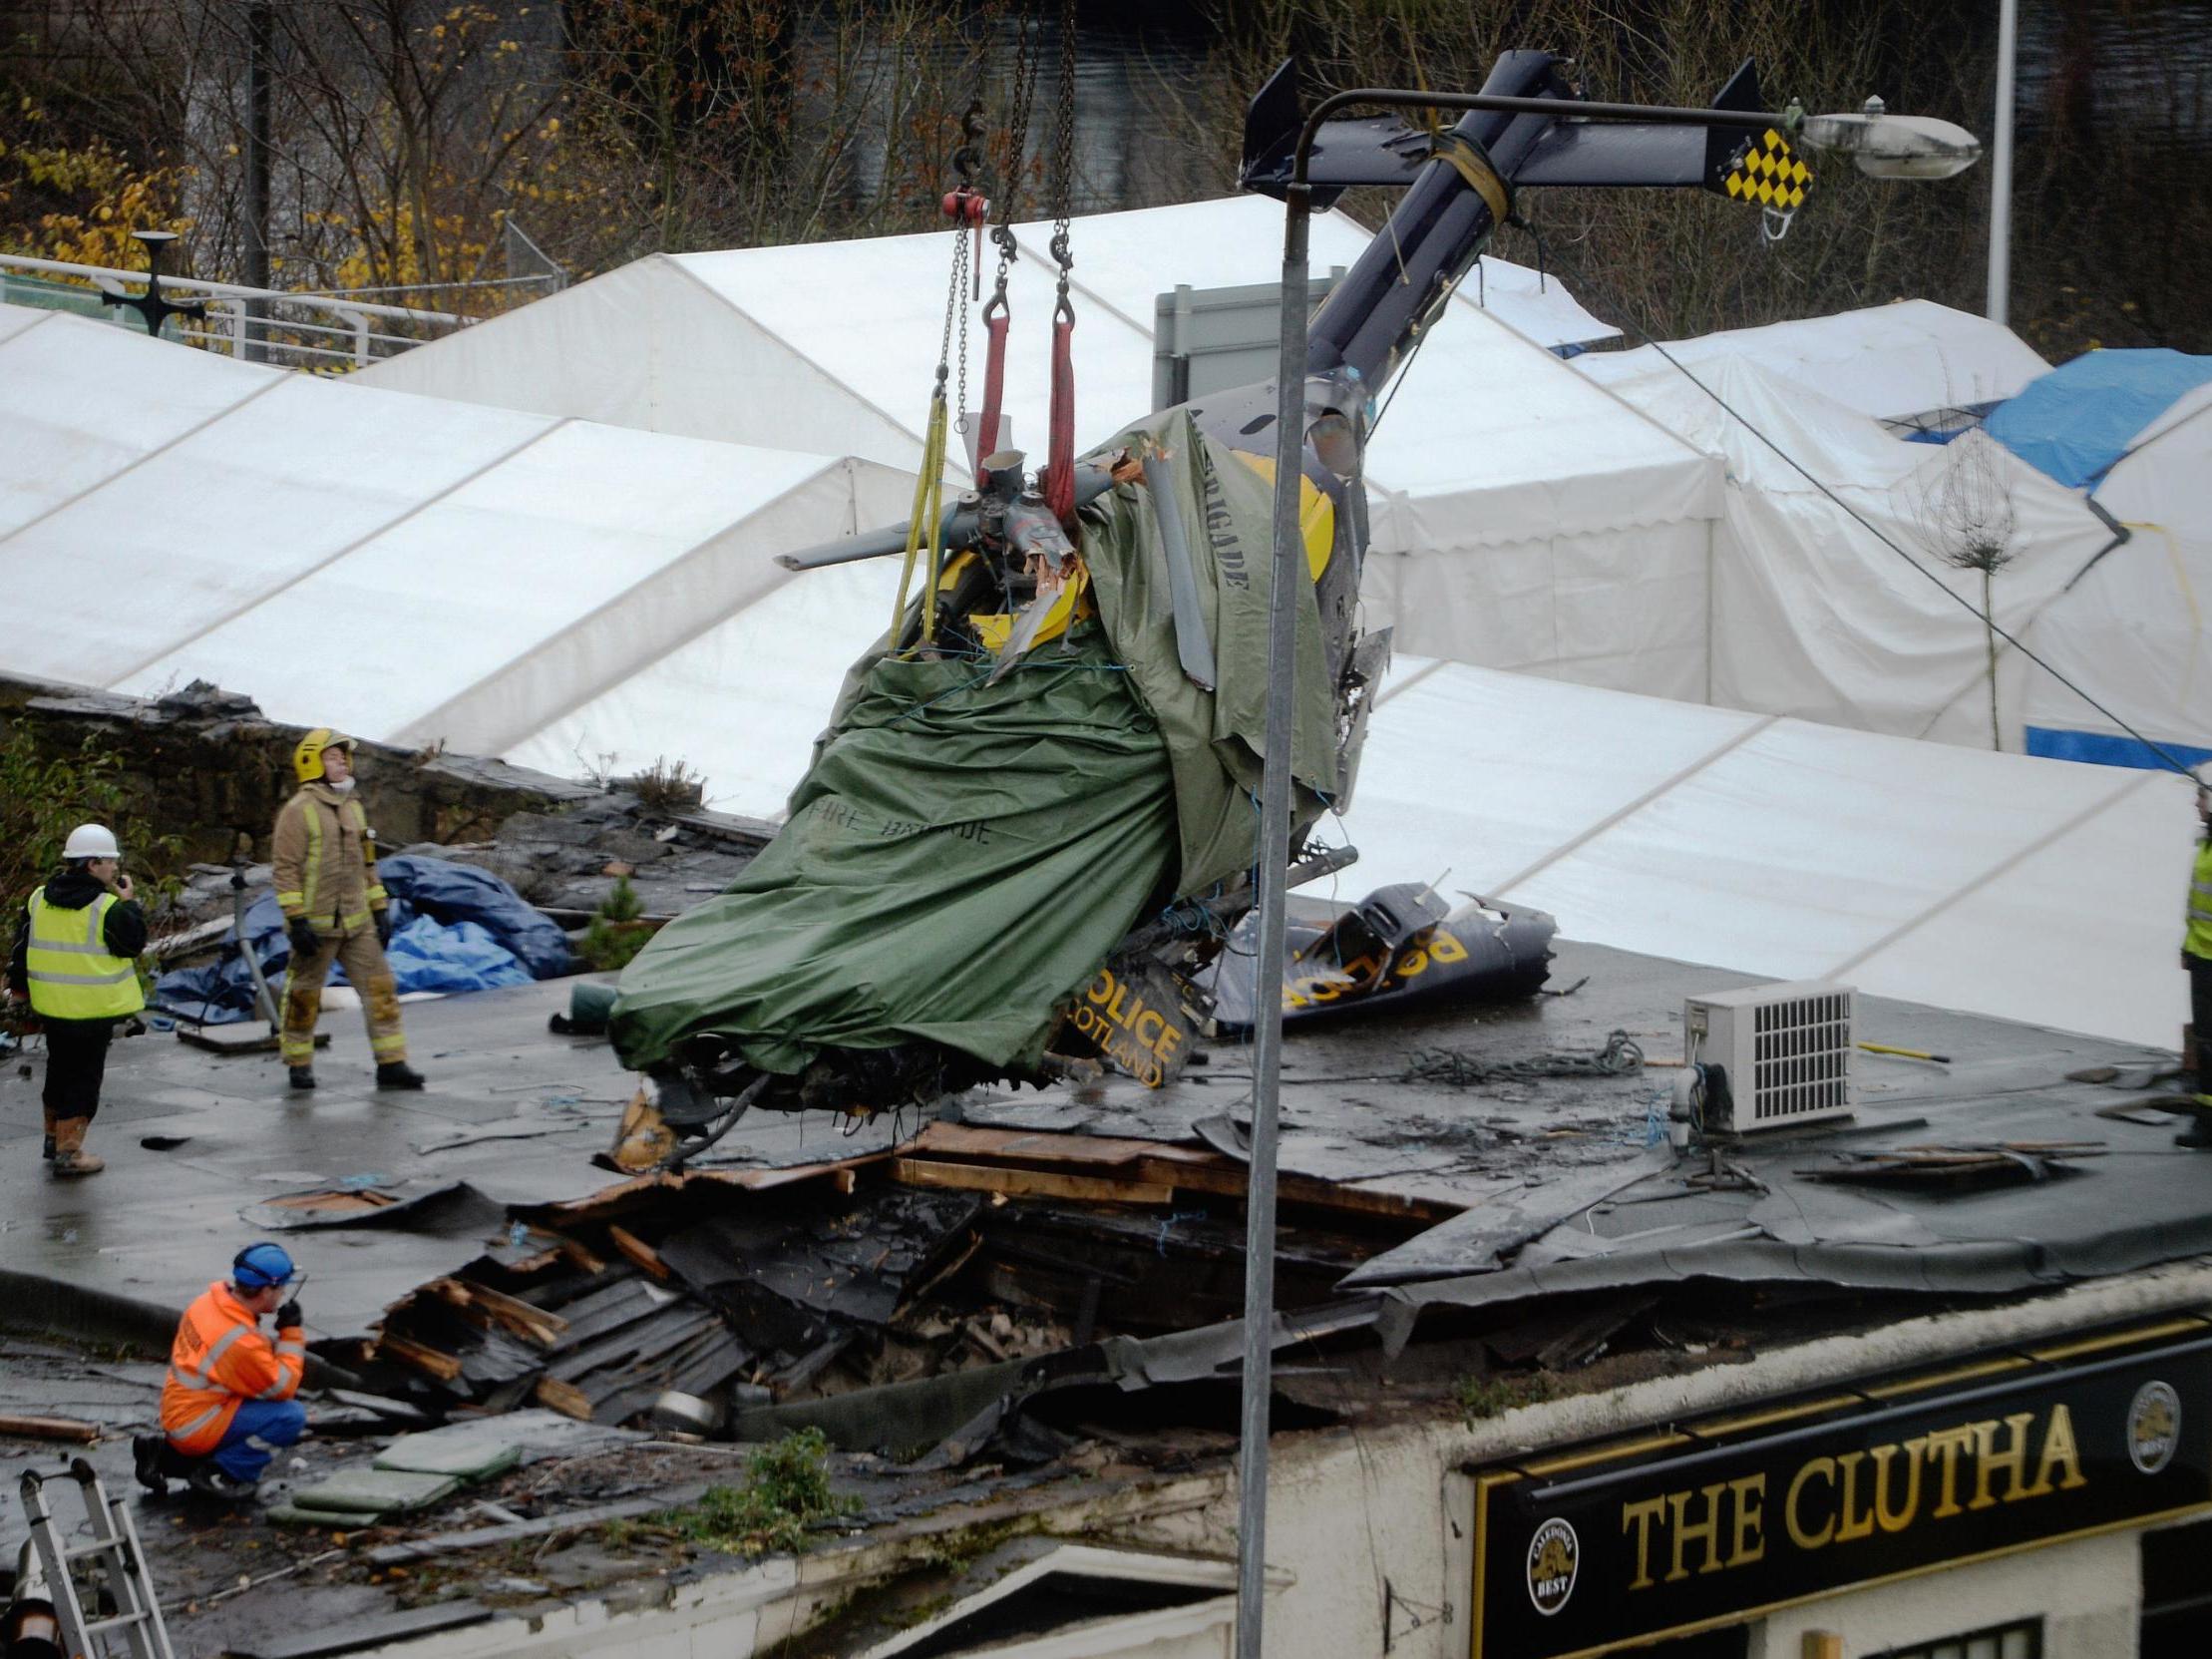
[1799,98,1983,180]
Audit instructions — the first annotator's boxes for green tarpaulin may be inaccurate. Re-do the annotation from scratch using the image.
[609,410,1336,1076]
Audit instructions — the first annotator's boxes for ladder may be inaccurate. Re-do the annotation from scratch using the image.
[18,1458,176,1659]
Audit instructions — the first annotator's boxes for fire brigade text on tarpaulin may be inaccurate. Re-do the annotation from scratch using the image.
[1469,1325,2212,1659]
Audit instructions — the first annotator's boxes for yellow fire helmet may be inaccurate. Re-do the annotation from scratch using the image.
[291,727,358,784]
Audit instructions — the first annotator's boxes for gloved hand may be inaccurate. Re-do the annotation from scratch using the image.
[374,909,393,949]
[287,918,319,961]
[275,1299,302,1329]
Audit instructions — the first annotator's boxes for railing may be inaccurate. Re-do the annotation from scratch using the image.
[0,254,479,369]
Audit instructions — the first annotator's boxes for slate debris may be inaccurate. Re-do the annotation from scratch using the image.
[360,1183,995,1426]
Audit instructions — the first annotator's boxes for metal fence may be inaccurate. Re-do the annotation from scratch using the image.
[0,255,479,369]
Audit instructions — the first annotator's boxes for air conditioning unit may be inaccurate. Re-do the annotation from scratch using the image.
[1684,981,1856,1135]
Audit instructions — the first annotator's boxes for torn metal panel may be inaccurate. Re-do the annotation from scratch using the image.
[659,1191,980,1324]
[240,1179,502,1232]
[1340,1146,1672,1287]
[1795,1141,2105,1188]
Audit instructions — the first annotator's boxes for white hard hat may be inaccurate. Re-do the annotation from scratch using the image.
[63,823,121,861]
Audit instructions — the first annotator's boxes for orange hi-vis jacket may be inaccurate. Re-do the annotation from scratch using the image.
[160,1281,305,1454]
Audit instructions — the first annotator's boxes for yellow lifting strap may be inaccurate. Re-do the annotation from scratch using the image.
[891,391,951,651]
[1428,133,1511,227]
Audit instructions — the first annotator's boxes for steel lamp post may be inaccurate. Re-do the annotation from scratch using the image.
[1237,86,1981,1659]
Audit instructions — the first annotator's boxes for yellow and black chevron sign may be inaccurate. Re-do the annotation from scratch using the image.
[1721,129,1813,209]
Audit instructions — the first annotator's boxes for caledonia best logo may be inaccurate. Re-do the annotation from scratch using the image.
[2129,1381,2180,1474]
[1527,1517,1579,1615]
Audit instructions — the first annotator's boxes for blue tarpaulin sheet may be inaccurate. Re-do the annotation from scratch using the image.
[155,855,569,1023]
[383,916,533,995]
[1986,349,2212,489]
[2024,726,2212,772]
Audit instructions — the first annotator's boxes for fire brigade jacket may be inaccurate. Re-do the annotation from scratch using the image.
[8,868,146,1022]
[160,1281,305,1454]
[272,782,389,937]
[2186,838,2212,962]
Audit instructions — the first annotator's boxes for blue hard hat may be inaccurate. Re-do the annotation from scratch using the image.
[232,1241,298,1291]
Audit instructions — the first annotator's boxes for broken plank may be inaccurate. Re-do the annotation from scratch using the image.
[428,1278,568,1347]
[904,1122,1223,1172]
[893,1158,1173,1206]
[533,1378,594,1422]
[1129,1154,1460,1223]
[366,1496,672,1565]
[607,1224,670,1280]
[0,1412,99,1444]
[378,1334,464,1383]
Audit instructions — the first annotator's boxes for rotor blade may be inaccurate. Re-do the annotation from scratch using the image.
[776,503,972,573]
[1140,450,1218,692]
[775,464,1120,573]
[984,588,1060,685]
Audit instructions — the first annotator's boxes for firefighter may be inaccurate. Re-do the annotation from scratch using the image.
[4,823,147,1177]
[2182,783,2212,1148]
[272,729,424,1091]
[138,1242,308,1501]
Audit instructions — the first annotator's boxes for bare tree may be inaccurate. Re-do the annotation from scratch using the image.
[1913,432,2021,749]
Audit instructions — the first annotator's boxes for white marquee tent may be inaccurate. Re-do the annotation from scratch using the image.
[1337,657,2191,1049]
[2019,379,2212,768]
[1588,353,2124,748]
[361,206,2149,744]
[1,304,2187,1048]
[0,306,909,792]
[1575,299,2051,422]
[362,198,1725,699]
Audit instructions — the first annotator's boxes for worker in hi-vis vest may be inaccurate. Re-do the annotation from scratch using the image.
[271,728,424,1093]
[140,1241,308,1501]
[2183,783,2212,1147]
[4,822,147,1177]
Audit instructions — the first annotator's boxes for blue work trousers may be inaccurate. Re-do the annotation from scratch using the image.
[208,1398,307,1482]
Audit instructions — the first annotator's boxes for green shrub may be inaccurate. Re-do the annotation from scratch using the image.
[659,1429,858,1558]
[0,726,184,932]
[577,874,651,971]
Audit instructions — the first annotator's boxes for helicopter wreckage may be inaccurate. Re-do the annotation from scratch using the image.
[604,49,1821,1164]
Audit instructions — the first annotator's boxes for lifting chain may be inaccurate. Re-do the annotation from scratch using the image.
[987,7,1040,313]
[1046,0,1078,317]
[1040,0,1080,521]
[943,222,972,440]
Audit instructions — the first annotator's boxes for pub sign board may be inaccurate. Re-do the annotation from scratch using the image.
[1470,1321,2212,1658]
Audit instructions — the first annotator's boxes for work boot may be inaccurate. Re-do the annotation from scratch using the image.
[49,1118,103,1177]
[287,1066,317,1091]
[134,1434,170,1494]
[375,1061,426,1091]
[185,1463,257,1504]
[2178,1119,2212,1150]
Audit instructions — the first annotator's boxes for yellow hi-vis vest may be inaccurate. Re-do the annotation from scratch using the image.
[24,889,145,1021]
[2188,840,2212,962]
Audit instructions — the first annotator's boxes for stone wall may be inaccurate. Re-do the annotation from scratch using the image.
[0,672,593,868]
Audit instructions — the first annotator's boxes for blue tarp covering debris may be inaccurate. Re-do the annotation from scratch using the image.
[1986,348,2212,489]
[156,855,569,1023]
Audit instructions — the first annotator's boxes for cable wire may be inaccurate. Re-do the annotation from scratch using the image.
[1530,238,2204,782]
